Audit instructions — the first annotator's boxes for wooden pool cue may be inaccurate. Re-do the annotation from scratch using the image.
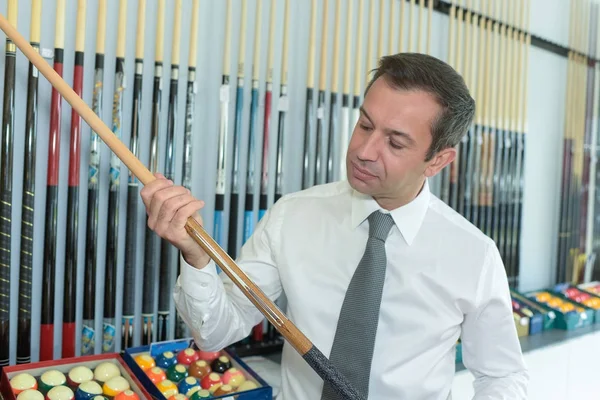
[0,12,363,400]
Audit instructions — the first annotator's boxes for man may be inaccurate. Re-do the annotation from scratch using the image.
[141,53,528,399]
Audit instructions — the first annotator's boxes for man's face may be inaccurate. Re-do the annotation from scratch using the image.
[346,76,455,209]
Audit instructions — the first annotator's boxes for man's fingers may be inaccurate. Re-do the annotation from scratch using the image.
[147,185,188,229]
[140,175,173,209]
[155,193,197,235]
[171,200,205,231]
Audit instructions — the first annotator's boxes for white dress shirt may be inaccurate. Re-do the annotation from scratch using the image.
[173,179,529,399]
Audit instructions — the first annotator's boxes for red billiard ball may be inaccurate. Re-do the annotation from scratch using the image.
[196,351,220,363]
[200,373,221,392]
[176,349,199,366]
[146,367,166,384]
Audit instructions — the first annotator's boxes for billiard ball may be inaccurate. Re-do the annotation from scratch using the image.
[196,351,220,363]
[133,354,156,372]
[67,366,94,387]
[176,348,199,366]
[114,390,140,400]
[46,385,75,400]
[156,380,178,398]
[39,370,67,393]
[178,377,200,397]
[156,351,177,369]
[237,380,259,392]
[166,364,188,383]
[145,367,166,384]
[188,360,211,380]
[75,381,103,400]
[188,389,211,399]
[102,376,130,397]
[200,373,222,392]
[90,397,109,400]
[222,368,246,388]
[167,395,187,400]
[17,389,44,400]
[535,292,550,302]
[10,373,38,395]
[213,384,234,396]
[93,362,120,383]
[211,356,231,374]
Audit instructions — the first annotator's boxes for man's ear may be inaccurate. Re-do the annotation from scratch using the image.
[424,147,456,178]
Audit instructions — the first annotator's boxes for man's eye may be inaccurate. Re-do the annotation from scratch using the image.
[390,141,404,150]
[360,124,372,131]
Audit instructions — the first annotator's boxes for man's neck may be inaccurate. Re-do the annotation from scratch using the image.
[373,179,426,211]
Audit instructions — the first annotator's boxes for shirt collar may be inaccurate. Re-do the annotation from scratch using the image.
[350,179,431,246]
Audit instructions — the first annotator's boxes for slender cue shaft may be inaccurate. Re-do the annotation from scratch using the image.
[18,0,42,365]
[0,0,16,368]
[0,13,363,399]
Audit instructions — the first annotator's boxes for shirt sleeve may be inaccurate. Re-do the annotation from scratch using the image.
[460,242,530,399]
[172,202,284,351]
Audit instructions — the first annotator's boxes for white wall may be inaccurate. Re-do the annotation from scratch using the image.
[0,0,579,364]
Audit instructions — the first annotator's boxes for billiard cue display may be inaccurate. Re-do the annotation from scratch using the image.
[0,0,16,368]
[258,0,277,221]
[314,0,330,186]
[82,0,107,356]
[325,0,341,184]
[302,0,317,190]
[40,0,66,362]
[142,0,166,345]
[158,0,182,342]
[275,0,290,203]
[214,0,233,250]
[17,0,41,365]
[103,0,127,353]
[242,0,263,249]
[0,16,364,399]
[338,0,353,181]
[398,0,405,52]
[349,0,365,172]
[63,0,86,359]
[446,0,459,209]
[408,0,415,52]
[123,0,146,349]
[227,0,248,257]
[176,0,199,341]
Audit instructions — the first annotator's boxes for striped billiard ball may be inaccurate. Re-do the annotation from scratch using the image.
[188,360,211,380]
[176,349,199,366]
[74,381,103,400]
[167,395,187,400]
[114,390,140,400]
[177,377,200,397]
[237,380,259,391]
[200,373,222,393]
[102,376,130,397]
[145,367,166,384]
[156,380,178,398]
[222,368,246,388]
[39,370,67,393]
[67,366,94,387]
[166,364,188,383]
[188,389,211,400]
[133,354,155,372]
[93,363,120,384]
[10,373,38,395]
[45,385,74,400]
[155,351,177,369]
[17,390,44,400]
[211,356,231,374]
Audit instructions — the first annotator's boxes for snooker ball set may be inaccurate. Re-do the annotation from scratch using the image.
[0,356,152,400]
[132,347,261,399]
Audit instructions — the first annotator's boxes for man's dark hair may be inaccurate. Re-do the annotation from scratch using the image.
[365,53,476,161]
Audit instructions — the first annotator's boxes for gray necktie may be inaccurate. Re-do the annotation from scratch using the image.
[321,211,395,400]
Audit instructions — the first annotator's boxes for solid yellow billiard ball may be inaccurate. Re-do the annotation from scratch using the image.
[134,354,155,372]
[156,380,178,398]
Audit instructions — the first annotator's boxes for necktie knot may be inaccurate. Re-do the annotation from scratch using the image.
[368,211,395,241]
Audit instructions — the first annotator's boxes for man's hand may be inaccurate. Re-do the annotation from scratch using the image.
[140,173,210,269]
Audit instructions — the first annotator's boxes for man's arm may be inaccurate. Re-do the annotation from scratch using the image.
[460,242,529,399]
[173,205,283,351]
